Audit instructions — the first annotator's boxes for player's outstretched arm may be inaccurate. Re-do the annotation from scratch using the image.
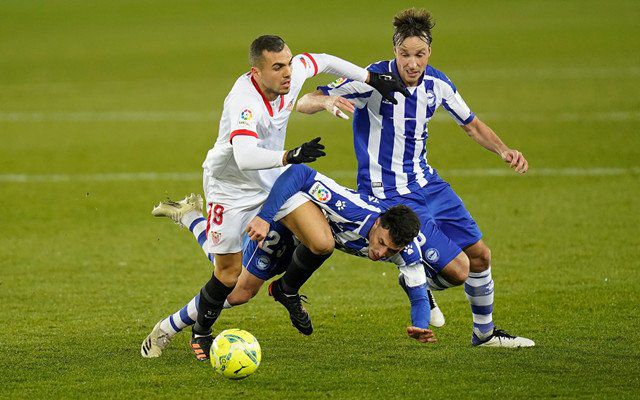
[462,117,529,174]
[367,71,410,105]
[284,137,326,165]
[297,90,354,120]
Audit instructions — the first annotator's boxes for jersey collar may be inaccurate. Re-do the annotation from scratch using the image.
[250,75,285,117]
[390,59,424,87]
[358,212,379,240]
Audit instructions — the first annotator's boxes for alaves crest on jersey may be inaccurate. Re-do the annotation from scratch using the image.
[309,182,332,203]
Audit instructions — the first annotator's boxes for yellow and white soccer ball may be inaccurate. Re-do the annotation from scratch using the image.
[210,329,261,380]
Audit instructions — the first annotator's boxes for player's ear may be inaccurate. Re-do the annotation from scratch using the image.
[427,45,432,57]
[250,66,260,78]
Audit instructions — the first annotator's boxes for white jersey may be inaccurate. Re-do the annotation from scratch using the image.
[202,53,316,205]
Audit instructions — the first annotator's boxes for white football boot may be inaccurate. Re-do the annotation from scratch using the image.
[472,327,535,348]
[151,193,203,226]
[427,290,446,328]
[141,321,172,358]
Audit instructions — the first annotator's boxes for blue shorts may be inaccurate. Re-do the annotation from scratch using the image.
[380,193,461,274]
[242,221,295,281]
[420,174,483,249]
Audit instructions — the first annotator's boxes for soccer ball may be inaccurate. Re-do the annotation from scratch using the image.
[210,329,261,380]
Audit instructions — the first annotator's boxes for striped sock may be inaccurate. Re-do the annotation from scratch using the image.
[159,294,199,338]
[464,267,495,339]
[426,274,456,291]
[186,215,215,264]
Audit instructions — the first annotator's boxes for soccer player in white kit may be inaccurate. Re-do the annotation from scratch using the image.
[146,35,410,360]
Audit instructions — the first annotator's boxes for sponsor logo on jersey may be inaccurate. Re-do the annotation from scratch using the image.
[256,256,270,270]
[403,243,414,255]
[335,200,346,211]
[426,90,436,107]
[425,248,440,263]
[367,195,379,204]
[372,182,383,188]
[309,182,332,203]
[238,109,253,126]
[327,77,348,89]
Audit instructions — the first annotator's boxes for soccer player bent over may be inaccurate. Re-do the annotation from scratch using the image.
[296,9,533,348]
[141,35,409,360]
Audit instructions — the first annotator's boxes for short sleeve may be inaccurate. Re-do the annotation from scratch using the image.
[228,95,264,144]
[438,74,475,125]
[317,78,374,109]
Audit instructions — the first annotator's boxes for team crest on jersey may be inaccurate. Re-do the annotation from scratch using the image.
[327,77,348,89]
[256,256,270,270]
[425,248,440,263]
[426,90,436,107]
[309,182,332,203]
[210,231,222,246]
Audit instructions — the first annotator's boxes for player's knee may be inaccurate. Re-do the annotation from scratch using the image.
[227,288,256,306]
[446,253,470,286]
[307,234,335,255]
[469,246,491,272]
[215,267,240,287]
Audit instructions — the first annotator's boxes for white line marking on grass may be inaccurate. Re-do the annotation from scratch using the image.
[2,168,638,183]
[1,110,640,123]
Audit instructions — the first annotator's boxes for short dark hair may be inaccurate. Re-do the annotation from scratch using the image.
[392,8,435,46]
[379,205,421,248]
[249,35,286,66]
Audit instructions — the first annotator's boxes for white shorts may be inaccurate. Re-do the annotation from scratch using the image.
[202,172,308,254]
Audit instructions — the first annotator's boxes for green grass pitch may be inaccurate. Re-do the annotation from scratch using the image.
[1,1,639,398]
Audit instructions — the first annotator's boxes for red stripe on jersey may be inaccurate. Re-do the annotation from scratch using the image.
[250,76,274,117]
[278,95,285,112]
[229,129,258,144]
[302,53,318,76]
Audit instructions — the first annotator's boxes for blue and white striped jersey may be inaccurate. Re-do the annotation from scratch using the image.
[318,60,475,199]
[257,164,427,287]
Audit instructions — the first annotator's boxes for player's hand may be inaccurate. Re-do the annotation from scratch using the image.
[285,137,326,164]
[367,71,410,105]
[406,326,437,343]
[323,95,355,120]
[500,148,529,174]
[246,216,270,244]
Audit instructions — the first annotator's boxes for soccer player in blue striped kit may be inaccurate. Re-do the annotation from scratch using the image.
[296,8,533,347]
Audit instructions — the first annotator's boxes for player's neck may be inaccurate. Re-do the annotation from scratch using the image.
[253,77,279,101]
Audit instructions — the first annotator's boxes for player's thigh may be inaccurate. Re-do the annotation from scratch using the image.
[242,221,296,281]
[280,201,334,254]
[415,218,466,279]
[204,198,262,255]
[423,180,483,250]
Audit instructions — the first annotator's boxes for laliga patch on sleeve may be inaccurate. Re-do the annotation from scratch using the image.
[308,182,332,203]
[327,77,348,89]
[238,108,254,126]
